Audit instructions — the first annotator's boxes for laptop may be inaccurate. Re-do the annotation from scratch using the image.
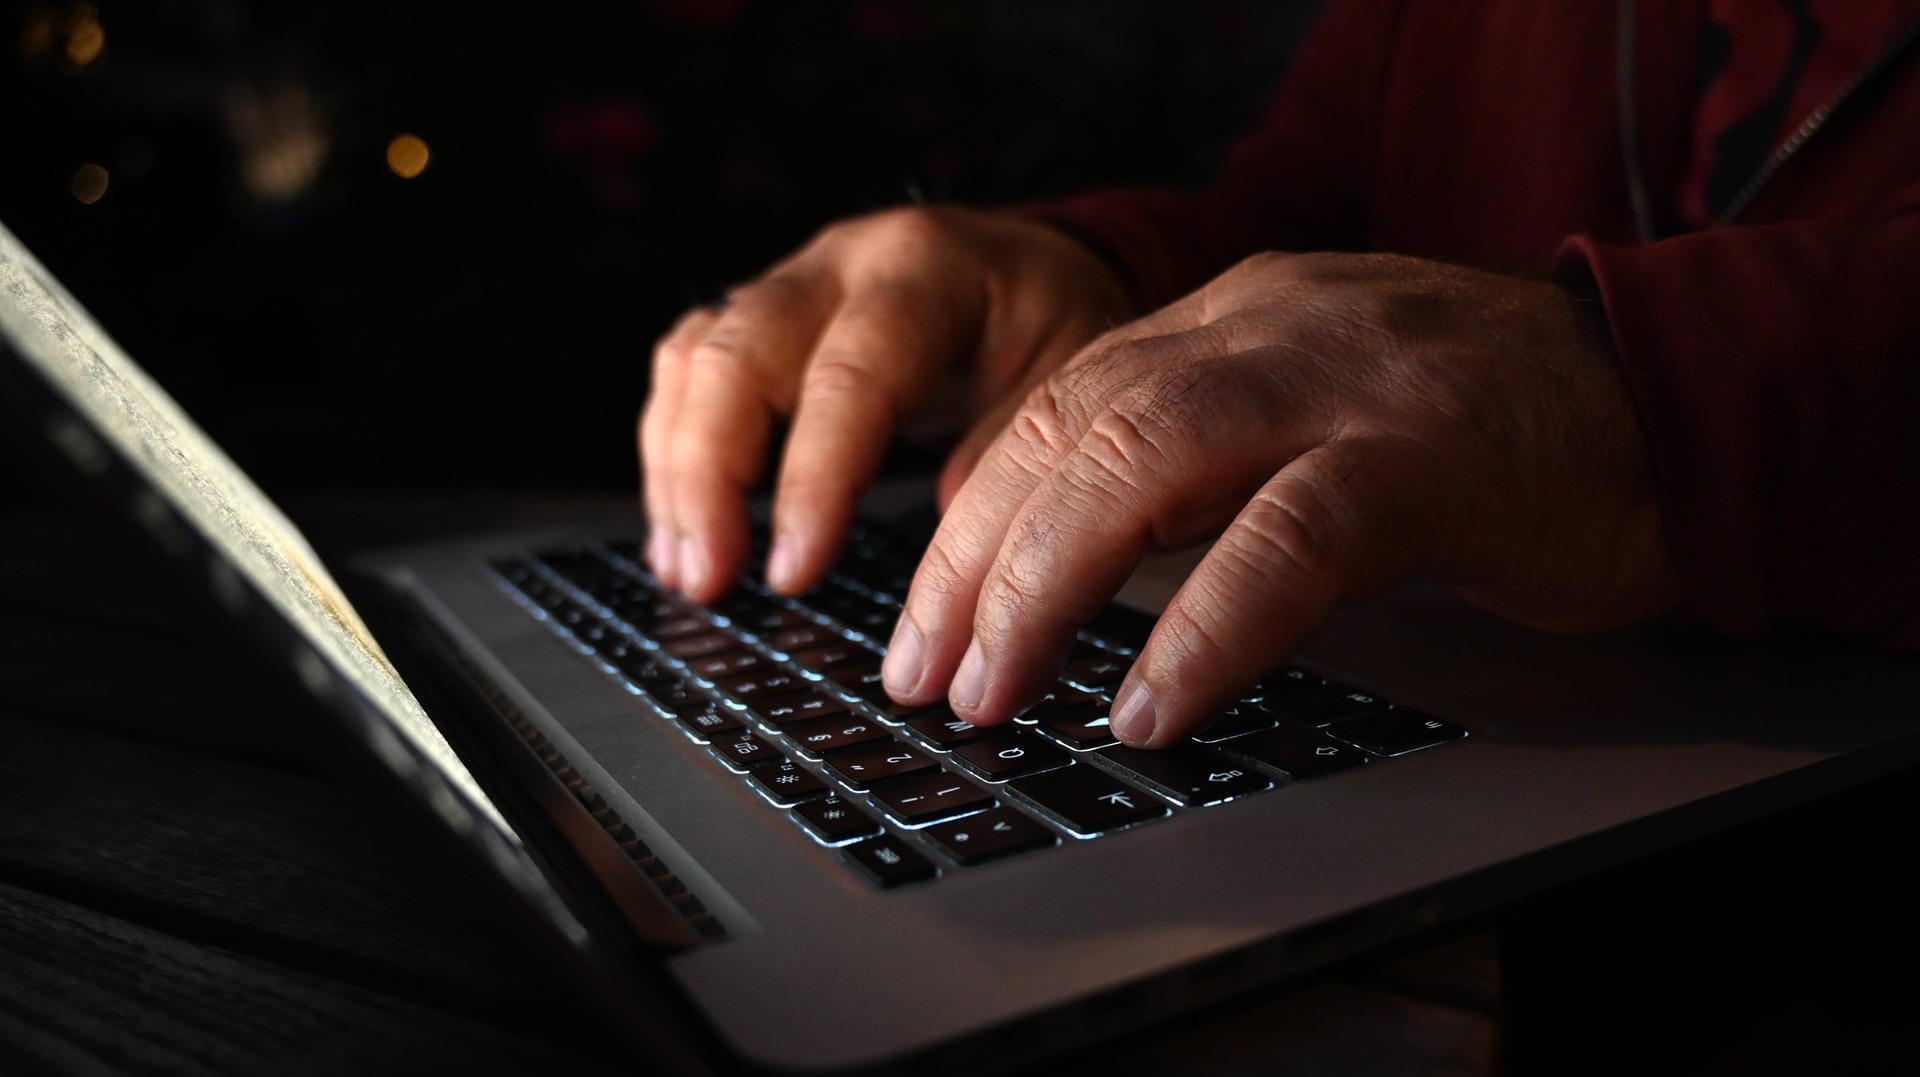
[7,216,1920,1073]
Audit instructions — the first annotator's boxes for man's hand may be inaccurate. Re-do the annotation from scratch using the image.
[880,252,1676,747]
[638,207,1133,603]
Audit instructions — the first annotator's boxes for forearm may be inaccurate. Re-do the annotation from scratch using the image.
[1560,184,1920,646]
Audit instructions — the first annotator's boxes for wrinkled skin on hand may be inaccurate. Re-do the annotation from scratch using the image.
[878,251,1677,746]
[637,206,1133,603]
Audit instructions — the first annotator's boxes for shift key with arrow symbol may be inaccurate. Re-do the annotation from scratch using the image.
[1221,723,1368,780]
[1097,744,1273,806]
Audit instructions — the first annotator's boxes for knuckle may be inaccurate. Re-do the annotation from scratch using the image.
[1221,249,1293,282]
[724,274,804,310]
[908,538,973,608]
[802,355,879,400]
[1006,385,1079,464]
[1240,479,1343,580]
[976,552,1053,639]
[866,206,951,253]
[1148,599,1238,672]
[1074,411,1162,496]
[687,335,749,376]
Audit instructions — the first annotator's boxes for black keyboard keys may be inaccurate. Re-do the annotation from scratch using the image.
[867,770,993,825]
[1036,707,1119,751]
[687,650,766,680]
[748,758,829,805]
[1190,702,1279,744]
[820,739,938,791]
[1010,764,1164,835]
[678,706,745,742]
[709,730,781,773]
[922,807,1055,865]
[757,691,850,726]
[826,662,890,702]
[1257,678,1390,726]
[715,668,807,701]
[951,729,1069,782]
[1062,650,1130,692]
[789,642,873,674]
[1329,709,1467,756]
[1097,744,1271,806]
[663,631,739,659]
[1222,724,1367,780]
[765,623,836,654]
[904,711,990,749]
[792,794,881,844]
[781,714,892,758]
[639,678,708,719]
[843,834,937,888]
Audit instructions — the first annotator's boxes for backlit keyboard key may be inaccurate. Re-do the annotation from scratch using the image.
[1010,764,1164,835]
[687,650,766,680]
[663,631,739,659]
[922,807,1055,865]
[1328,709,1466,756]
[792,794,881,844]
[820,739,938,791]
[790,642,874,673]
[716,668,807,701]
[782,714,892,758]
[1097,744,1271,806]
[1190,702,1279,743]
[748,758,829,805]
[678,706,745,742]
[1036,707,1118,751]
[710,730,782,773]
[951,729,1070,782]
[904,711,990,750]
[868,770,994,825]
[844,834,937,888]
[757,691,850,726]
[1222,724,1367,780]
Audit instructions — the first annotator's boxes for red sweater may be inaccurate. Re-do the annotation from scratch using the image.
[1030,1,1920,648]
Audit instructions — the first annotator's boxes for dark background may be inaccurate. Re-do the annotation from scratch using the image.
[2,0,1321,501]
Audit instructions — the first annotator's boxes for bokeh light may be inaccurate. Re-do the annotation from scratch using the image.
[68,162,109,204]
[386,134,430,179]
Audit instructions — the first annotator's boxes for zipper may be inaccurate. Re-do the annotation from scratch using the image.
[1616,1,1920,239]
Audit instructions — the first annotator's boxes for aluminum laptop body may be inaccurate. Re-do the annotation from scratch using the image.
[7,218,1920,1073]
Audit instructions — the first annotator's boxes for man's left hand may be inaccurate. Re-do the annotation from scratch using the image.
[879,251,1677,747]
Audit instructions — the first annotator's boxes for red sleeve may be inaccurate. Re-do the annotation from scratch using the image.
[1558,183,1920,648]
[1017,0,1406,309]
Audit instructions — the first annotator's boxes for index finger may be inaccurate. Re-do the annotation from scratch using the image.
[766,282,968,593]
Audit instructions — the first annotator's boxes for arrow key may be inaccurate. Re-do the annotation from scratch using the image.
[1010,763,1165,836]
[923,807,1056,865]
[1222,724,1367,780]
[1036,704,1119,750]
[1097,743,1273,807]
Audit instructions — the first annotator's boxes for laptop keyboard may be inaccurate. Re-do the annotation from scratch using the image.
[488,527,1466,889]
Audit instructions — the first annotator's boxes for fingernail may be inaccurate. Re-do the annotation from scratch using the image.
[950,638,986,714]
[678,535,706,596]
[882,618,926,700]
[647,529,672,581]
[766,533,799,592]
[1110,681,1158,746]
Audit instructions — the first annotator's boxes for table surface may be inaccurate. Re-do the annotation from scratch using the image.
[0,496,1501,1075]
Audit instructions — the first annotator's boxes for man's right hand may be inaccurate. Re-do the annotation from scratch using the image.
[638,206,1134,603]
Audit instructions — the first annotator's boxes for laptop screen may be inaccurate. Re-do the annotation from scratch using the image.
[0,219,512,838]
